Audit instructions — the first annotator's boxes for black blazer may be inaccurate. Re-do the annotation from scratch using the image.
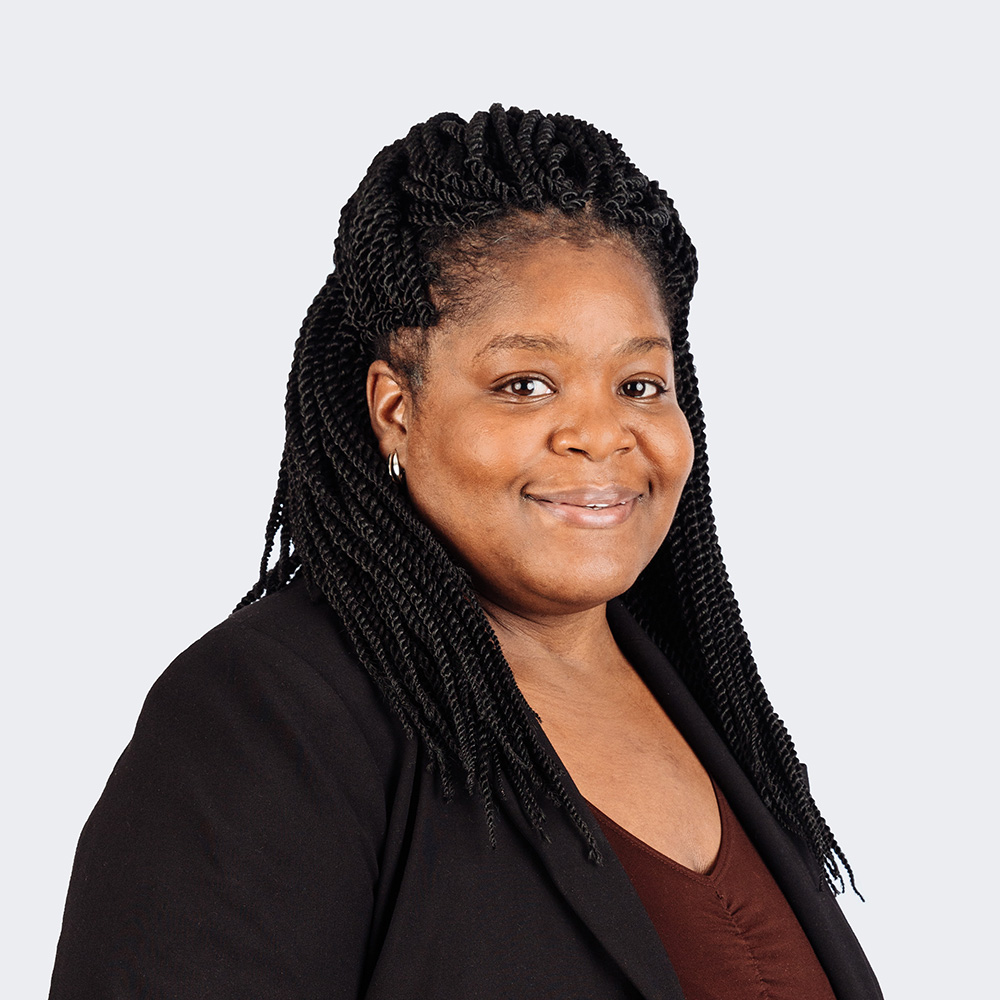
[50,577,882,999]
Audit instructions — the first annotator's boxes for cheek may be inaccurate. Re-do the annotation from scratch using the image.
[406,409,529,503]
[649,410,696,487]
[676,422,696,481]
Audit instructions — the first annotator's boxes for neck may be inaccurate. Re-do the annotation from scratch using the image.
[477,594,624,690]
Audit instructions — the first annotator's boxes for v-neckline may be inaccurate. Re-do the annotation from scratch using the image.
[583,777,726,880]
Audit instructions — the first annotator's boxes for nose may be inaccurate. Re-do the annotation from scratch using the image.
[549,394,636,461]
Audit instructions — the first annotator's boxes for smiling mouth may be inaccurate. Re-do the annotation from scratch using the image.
[522,486,643,527]
[531,498,632,509]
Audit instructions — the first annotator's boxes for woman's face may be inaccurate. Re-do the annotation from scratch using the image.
[368,237,695,619]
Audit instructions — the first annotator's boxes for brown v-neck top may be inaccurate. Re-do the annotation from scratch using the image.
[588,781,837,1000]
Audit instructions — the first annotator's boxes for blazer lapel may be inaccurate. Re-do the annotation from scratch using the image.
[499,707,686,1000]
[496,600,881,1000]
[606,600,883,1000]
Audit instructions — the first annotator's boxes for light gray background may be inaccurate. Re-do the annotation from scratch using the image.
[4,1,996,995]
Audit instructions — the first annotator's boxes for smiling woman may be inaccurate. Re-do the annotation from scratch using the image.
[49,106,882,1000]
[368,235,694,615]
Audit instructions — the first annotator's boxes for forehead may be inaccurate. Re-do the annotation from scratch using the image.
[430,237,671,358]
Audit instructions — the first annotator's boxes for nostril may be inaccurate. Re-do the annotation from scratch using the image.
[550,412,637,460]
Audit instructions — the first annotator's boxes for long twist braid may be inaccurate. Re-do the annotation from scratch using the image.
[238,104,857,893]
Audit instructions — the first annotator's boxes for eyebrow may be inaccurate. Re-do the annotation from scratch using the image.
[474,334,562,359]
[474,333,672,360]
[614,335,673,357]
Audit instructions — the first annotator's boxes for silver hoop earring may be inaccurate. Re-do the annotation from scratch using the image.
[387,450,405,484]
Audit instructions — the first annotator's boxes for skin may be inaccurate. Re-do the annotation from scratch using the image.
[367,237,721,873]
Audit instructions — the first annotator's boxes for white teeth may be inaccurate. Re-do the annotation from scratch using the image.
[586,503,610,509]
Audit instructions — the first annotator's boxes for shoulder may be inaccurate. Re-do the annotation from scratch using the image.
[117,576,408,830]
[52,578,410,996]
[161,577,397,747]
[168,574,375,701]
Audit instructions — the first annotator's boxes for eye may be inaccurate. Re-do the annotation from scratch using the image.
[620,379,667,399]
[498,377,554,398]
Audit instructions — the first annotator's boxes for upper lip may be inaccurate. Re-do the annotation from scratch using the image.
[523,485,642,508]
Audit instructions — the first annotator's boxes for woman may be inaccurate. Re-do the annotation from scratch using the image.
[50,105,882,999]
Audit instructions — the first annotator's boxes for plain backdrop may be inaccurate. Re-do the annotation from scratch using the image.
[4,1,996,995]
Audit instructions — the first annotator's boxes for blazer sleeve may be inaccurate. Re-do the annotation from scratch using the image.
[49,618,391,999]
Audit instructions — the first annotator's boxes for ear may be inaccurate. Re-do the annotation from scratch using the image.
[367,360,411,464]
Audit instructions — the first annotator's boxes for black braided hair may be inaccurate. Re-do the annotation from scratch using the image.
[237,104,857,895]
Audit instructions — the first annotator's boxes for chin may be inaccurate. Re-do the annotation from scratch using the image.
[523,559,644,614]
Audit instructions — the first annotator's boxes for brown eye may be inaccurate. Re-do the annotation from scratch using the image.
[621,379,664,399]
[501,377,553,398]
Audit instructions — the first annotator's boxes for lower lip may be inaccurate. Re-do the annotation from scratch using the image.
[527,497,639,528]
